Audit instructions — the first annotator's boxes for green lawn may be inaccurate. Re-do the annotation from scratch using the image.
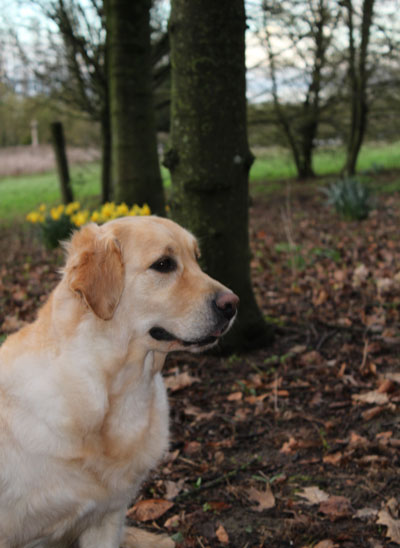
[0,164,101,224]
[1,141,400,224]
[0,164,172,225]
[250,140,400,182]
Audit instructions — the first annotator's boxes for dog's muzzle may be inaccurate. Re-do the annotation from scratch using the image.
[149,291,239,347]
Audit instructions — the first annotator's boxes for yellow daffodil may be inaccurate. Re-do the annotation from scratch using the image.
[115,203,129,217]
[50,204,64,221]
[39,204,47,212]
[128,205,141,216]
[65,201,81,216]
[101,202,116,220]
[71,210,89,227]
[26,211,40,223]
[91,211,101,223]
[140,204,151,216]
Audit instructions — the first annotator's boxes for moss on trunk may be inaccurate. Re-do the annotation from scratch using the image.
[106,0,165,215]
[167,0,272,351]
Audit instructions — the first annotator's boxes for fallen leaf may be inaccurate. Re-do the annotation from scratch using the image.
[376,431,393,445]
[385,372,400,384]
[362,406,384,421]
[319,495,353,521]
[184,405,215,423]
[127,499,174,522]
[323,452,343,466]
[215,524,229,545]
[183,441,201,455]
[208,501,231,512]
[357,455,388,467]
[277,389,289,397]
[349,431,369,448]
[297,486,329,505]
[1,315,26,333]
[227,391,242,401]
[248,484,275,512]
[352,390,389,405]
[368,541,384,548]
[245,393,269,404]
[352,264,369,287]
[353,507,379,520]
[289,344,307,355]
[164,372,199,392]
[164,513,181,529]
[387,497,399,518]
[300,350,323,366]
[377,379,395,394]
[164,479,185,500]
[123,526,175,548]
[314,541,338,548]
[377,509,400,544]
[280,436,298,454]
[376,277,394,295]
[309,391,323,407]
[313,289,329,306]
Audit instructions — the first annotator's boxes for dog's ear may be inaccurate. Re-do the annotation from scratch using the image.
[67,224,124,320]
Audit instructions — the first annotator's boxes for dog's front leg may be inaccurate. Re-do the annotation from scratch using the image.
[78,509,125,548]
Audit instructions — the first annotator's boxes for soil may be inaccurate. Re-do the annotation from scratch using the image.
[1,175,400,547]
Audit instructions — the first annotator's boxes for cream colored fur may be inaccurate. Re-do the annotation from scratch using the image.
[0,216,236,548]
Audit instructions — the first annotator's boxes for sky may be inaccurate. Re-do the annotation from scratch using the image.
[1,0,399,103]
[0,0,271,101]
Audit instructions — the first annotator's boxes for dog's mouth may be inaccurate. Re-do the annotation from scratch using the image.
[149,326,219,348]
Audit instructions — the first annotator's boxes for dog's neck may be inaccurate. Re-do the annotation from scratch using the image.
[47,282,167,378]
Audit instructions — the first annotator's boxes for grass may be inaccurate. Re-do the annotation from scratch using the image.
[0,164,101,224]
[1,141,400,223]
[250,140,400,183]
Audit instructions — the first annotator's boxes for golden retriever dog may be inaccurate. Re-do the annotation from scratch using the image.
[0,216,238,548]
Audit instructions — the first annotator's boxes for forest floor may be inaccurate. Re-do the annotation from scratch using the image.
[1,172,400,547]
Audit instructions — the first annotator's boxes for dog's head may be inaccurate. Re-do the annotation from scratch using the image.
[64,216,238,352]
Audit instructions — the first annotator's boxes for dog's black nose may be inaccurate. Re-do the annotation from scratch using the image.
[213,291,239,320]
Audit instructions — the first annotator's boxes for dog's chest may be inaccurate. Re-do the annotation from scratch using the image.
[98,368,170,479]
[0,365,169,547]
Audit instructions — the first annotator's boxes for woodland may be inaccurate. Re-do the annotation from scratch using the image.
[1,0,400,546]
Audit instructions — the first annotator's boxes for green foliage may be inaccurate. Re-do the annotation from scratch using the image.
[322,178,373,220]
[39,214,75,250]
[310,246,341,262]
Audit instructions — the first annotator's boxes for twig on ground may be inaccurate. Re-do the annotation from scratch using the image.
[173,459,259,502]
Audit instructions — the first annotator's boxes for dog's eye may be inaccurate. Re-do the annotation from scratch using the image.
[150,256,177,273]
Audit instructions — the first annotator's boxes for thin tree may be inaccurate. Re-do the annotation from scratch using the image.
[106,0,165,214]
[166,0,271,351]
[261,0,340,179]
[26,0,111,202]
[343,0,375,175]
[21,0,169,204]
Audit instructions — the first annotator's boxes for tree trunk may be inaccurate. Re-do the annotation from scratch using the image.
[50,121,74,204]
[344,0,375,176]
[106,0,165,215]
[167,0,271,352]
[100,105,112,204]
[297,117,317,179]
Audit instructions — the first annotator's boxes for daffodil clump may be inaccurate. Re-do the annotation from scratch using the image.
[26,201,151,249]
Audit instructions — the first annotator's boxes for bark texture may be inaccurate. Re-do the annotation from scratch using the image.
[107,0,165,214]
[167,0,271,351]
